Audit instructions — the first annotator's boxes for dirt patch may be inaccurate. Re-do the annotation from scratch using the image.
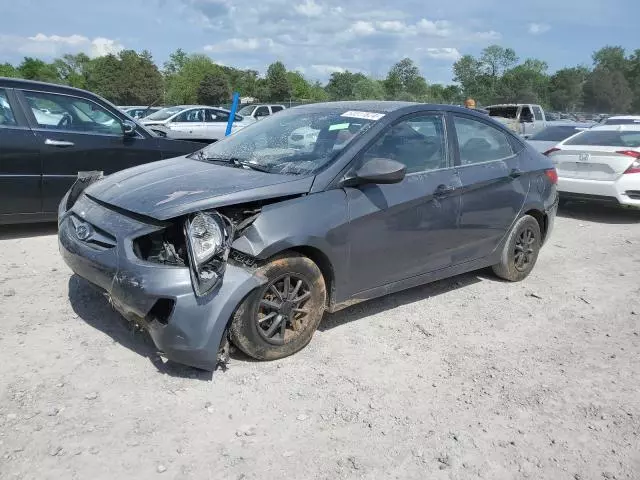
[1,203,639,479]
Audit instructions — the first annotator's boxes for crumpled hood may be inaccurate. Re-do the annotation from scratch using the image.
[84,156,314,220]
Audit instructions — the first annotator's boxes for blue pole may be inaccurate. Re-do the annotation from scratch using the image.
[225,92,240,137]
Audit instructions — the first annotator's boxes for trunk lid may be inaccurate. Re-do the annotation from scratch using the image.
[550,146,637,180]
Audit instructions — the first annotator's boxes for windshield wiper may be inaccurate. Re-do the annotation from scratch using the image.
[191,152,272,173]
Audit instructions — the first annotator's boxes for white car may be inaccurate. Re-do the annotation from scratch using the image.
[141,105,253,142]
[544,125,640,208]
[237,104,285,121]
[599,115,640,126]
[288,126,319,151]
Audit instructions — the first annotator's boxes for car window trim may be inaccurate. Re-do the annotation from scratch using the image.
[449,112,518,167]
[16,88,145,139]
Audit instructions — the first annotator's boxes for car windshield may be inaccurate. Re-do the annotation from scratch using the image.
[529,126,581,142]
[195,107,379,175]
[564,129,640,148]
[237,105,256,116]
[145,106,187,121]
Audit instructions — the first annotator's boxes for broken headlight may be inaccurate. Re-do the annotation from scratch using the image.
[184,211,234,296]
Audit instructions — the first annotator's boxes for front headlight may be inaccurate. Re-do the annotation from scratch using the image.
[184,211,234,296]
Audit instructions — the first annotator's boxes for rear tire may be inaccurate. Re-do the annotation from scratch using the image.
[230,253,326,360]
[492,214,542,282]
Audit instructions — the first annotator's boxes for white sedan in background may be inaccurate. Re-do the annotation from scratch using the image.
[544,125,640,208]
[141,105,253,142]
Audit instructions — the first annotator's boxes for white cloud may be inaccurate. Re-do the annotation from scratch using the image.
[311,64,347,75]
[350,21,376,36]
[28,33,89,46]
[204,38,261,52]
[471,30,502,41]
[424,47,461,61]
[89,37,124,57]
[376,20,405,32]
[293,0,323,17]
[0,33,124,58]
[416,18,453,37]
[528,23,550,35]
[185,0,503,81]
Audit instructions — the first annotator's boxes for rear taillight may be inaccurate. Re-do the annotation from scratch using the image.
[617,150,640,174]
[624,161,640,174]
[616,150,640,159]
[616,150,640,174]
[543,147,560,156]
[544,168,558,184]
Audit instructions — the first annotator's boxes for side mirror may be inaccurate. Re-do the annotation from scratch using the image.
[342,158,406,187]
[122,120,137,137]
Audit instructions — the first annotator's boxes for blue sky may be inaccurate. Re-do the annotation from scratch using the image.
[1,0,638,84]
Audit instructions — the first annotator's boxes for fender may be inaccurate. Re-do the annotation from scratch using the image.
[231,189,352,304]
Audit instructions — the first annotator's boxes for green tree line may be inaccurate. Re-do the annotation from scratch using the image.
[1,44,637,113]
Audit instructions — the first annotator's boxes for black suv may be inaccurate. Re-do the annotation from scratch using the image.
[0,78,203,224]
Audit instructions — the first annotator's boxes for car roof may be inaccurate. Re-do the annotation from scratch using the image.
[294,100,416,111]
[485,104,538,108]
[606,115,640,120]
[544,121,593,128]
[0,76,100,98]
[588,124,640,132]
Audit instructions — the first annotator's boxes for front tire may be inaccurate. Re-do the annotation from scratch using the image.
[230,253,326,360]
[492,214,542,282]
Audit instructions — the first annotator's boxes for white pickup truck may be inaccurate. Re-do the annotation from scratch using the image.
[485,104,547,138]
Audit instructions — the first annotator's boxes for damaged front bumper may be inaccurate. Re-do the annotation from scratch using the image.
[58,193,264,370]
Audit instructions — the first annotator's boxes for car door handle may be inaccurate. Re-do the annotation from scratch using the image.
[45,139,75,147]
[509,168,523,178]
[434,184,456,197]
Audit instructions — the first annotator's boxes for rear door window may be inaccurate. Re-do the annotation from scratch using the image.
[174,109,204,123]
[271,106,284,113]
[453,115,514,165]
[205,109,229,122]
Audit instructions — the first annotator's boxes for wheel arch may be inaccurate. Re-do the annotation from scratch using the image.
[523,208,548,241]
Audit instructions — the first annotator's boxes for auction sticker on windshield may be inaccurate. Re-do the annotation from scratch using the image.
[341,111,385,121]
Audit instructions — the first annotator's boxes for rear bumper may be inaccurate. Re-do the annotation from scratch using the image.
[558,176,640,207]
[58,194,264,370]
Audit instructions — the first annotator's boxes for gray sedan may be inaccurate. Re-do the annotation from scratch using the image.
[58,101,558,370]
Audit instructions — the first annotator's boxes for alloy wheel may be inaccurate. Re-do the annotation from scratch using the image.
[256,274,312,345]
[514,227,536,272]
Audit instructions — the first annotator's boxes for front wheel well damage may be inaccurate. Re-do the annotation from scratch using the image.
[288,246,335,308]
[524,208,548,241]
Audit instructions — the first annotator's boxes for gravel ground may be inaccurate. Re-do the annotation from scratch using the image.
[1,203,639,480]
